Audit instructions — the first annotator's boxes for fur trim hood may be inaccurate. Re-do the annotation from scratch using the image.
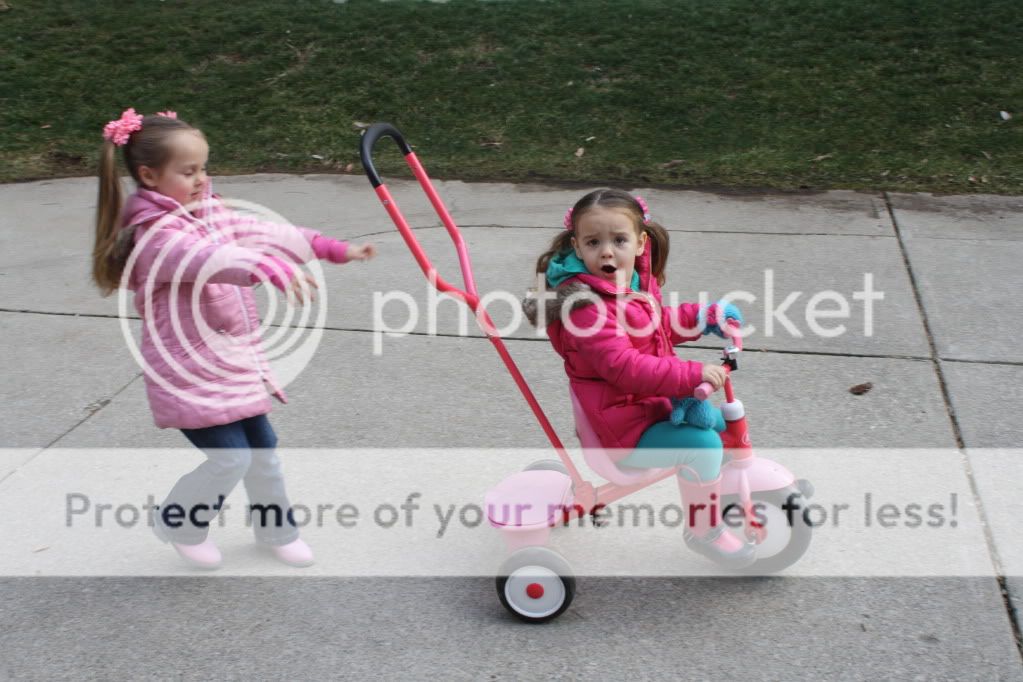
[521,281,599,328]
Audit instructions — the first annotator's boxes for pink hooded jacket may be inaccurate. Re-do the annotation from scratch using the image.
[524,247,705,459]
[121,186,331,430]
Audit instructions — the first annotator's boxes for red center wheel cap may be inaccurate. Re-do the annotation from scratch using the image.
[525,583,545,599]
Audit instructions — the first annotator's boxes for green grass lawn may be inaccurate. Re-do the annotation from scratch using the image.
[2,0,1022,193]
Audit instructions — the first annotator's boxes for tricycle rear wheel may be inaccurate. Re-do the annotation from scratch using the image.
[496,547,576,623]
[721,484,813,574]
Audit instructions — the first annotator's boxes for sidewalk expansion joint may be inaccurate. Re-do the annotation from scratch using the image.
[885,191,1023,660]
[8,372,144,478]
[0,308,135,320]
[941,357,1023,368]
[441,224,895,239]
[0,374,140,484]
[7,309,1022,368]
[349,224,441,240]
[349,224,893,239]
[0,448,43,489]
[302,325,958,363]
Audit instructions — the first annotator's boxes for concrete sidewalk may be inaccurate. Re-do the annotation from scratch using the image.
[1,175,1021,679]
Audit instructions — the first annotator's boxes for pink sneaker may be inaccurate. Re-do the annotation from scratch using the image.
[265,538,315,567]
[152,521,222,570]
[170,538,223,570]
[684,526,757,569]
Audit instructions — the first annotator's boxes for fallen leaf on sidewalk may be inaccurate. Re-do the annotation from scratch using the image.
[574,147,585,158]
[849,382,873,395]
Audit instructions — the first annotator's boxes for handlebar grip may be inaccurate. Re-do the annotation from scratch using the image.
[360,123,413,188]
[694,382,715,400]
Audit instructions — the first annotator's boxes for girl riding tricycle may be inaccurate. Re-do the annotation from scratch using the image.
[360,123,813,623]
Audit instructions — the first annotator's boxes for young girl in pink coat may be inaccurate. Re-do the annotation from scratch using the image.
[92,109,376,569]
[524,188,755,568]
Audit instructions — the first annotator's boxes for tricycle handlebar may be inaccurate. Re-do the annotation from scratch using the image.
[359,122,479,300]
[359,123,412,189]
[694,320,742,400]
[359,122,575,463]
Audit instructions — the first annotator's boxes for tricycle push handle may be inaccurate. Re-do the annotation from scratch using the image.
[359,122,479,301]
[359,123,412,188]
[359,122,574,463]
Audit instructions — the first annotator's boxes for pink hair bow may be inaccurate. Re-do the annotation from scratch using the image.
[635,195,652,223]
[563,207,575,230]
[156,111,177,119]
[102,108,143,146]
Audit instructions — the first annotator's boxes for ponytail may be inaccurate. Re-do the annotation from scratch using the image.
[534,231,575,281]
[92,141,125,296]
[642,220,669,287]
[92,112,197,296]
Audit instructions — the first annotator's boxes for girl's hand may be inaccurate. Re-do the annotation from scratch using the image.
[700,364,728,391]
[287,272,319,305]
[347,243,377,261]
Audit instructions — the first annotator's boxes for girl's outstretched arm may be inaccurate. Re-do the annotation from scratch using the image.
[132,221,263,286]
[210,199,376,265]
[214,205,319,263]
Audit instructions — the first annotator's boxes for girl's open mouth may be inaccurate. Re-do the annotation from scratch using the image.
[601,265,616,274]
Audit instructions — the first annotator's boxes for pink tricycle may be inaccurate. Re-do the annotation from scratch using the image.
[360,123,814,623]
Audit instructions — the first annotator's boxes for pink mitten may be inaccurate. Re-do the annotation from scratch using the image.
[311,235,350,264]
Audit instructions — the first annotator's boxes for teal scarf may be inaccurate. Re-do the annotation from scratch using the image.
[546,250,641,290]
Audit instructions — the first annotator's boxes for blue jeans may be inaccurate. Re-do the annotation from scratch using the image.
[157,415,298,546]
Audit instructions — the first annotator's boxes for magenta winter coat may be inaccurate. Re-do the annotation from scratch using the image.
[121,186,322,430]
[525,248,706,459]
